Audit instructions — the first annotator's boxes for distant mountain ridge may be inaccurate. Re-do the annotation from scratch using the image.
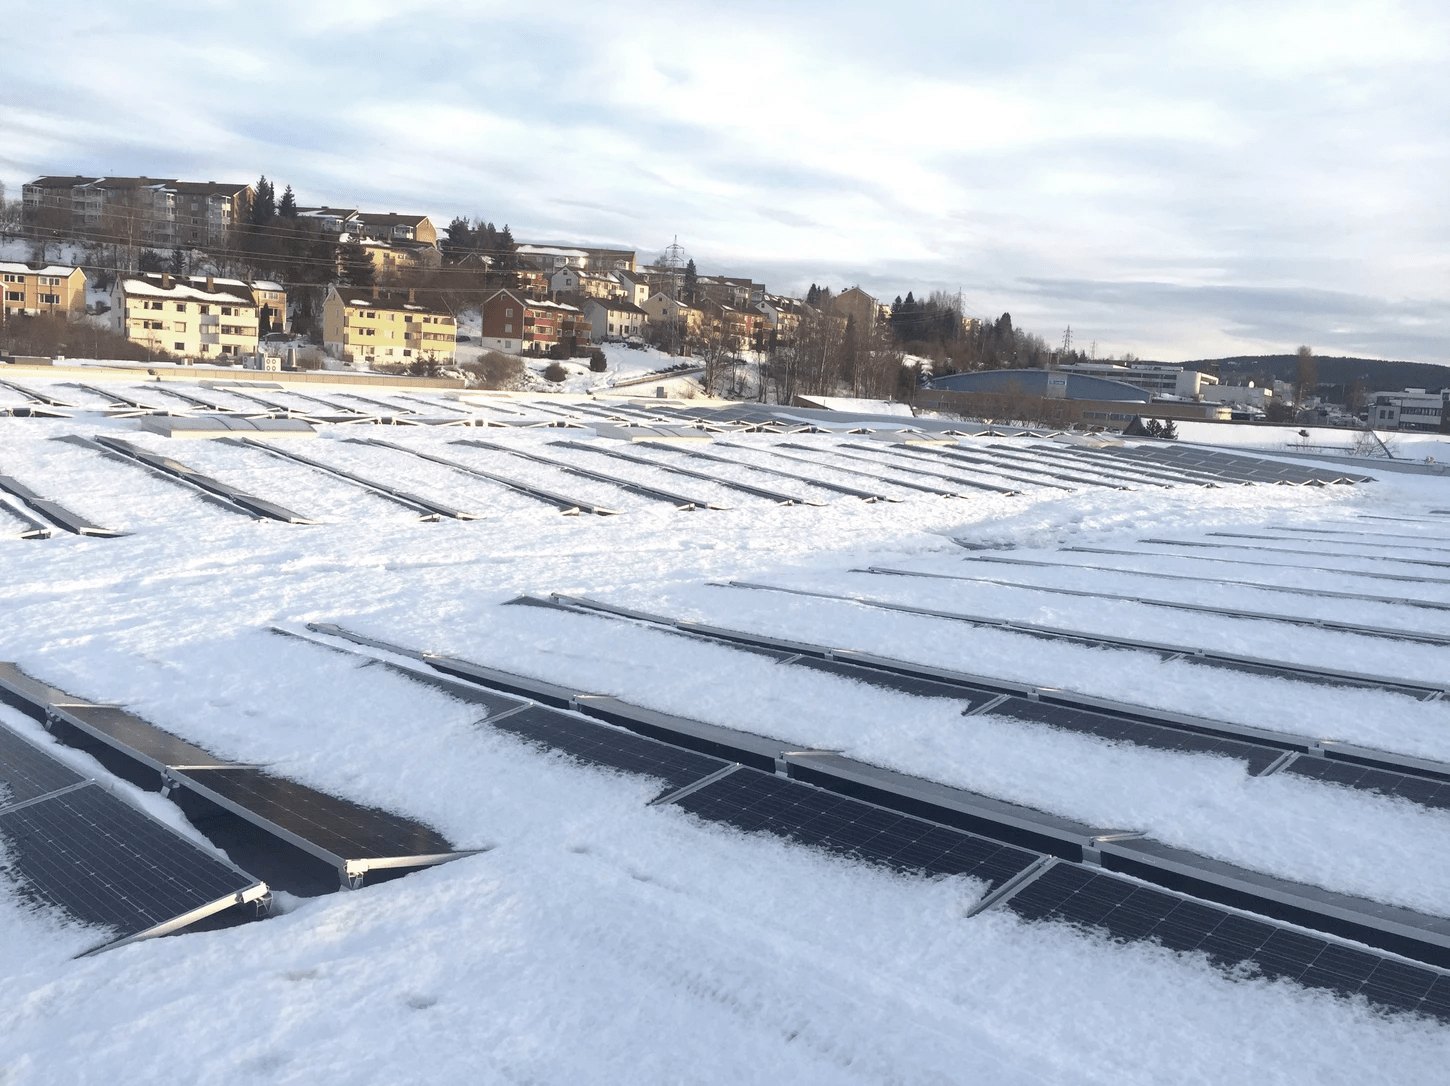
[1163,354,1450,393]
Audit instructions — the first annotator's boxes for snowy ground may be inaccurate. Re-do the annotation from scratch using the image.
[1,374,1449,1083]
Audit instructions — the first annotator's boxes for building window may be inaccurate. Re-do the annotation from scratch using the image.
[199,305,210,314]
[174,342,185,351]
[175,303,187,312]
[504,324,512,333]
[146,300,164,310]
[3,291,21,302]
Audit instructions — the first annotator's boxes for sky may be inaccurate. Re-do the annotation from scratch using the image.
[3,0,1449,362]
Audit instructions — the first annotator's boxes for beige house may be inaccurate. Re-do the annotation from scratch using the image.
[111,275,258,359]
[323,285,456,366]
[139,273,288,334]
[579,297,647,343]
[613,269,652,306]
[828,286,879,328]
[0,263,88,319]
[641,292,704,336]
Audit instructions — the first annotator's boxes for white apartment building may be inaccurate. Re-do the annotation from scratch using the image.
[1060,362,1219,400]
[1367,388,1448,431]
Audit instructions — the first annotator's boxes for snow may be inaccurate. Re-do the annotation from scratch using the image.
[1,376,1449,1081]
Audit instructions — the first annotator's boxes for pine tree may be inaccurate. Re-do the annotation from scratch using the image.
[338,239,375,287]
[442,216,474,263]
[250,175,276,228]
[1161,418,1178,440]
[682,258,699,304]
[278,185,297,218]
[169,248,186,275]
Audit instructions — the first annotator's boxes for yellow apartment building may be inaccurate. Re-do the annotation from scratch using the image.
[322,285,456,366]
[111,275,259,359]
[0,263,88,319]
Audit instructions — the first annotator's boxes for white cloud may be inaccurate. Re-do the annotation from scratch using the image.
[3,0,1448,361]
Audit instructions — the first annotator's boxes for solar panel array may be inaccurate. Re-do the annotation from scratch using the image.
[295,620,1450,1023]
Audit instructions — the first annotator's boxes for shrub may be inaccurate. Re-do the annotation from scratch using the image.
[543,361,568,383]
[589,348,607,373]
[460,351,526,390]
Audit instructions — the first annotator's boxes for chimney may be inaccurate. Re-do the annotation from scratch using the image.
[206,275,214,292]
[162,272,171,289]
[408,288,415,303]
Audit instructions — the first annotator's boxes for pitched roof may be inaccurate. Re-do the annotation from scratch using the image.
[117,278,253,305]
[0,261,86,278]
[327,284,451,316]
[26,176,100,189]
[356,212,431,228]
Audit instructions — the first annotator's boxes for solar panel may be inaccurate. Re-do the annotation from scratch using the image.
[488,704,732,792]
[0,778,265,953]
[989,698,1284,774]
[888,444,1077,491]
[1024,443,1209,487]
[1283,757,1450,812]
[0,724,86,806]
[176,767,457,869]
[975,444,1136,488]
[670,766,1040,888]
[1004,862,1450,1020]
[762,443,973,498]
[0,475,120,537]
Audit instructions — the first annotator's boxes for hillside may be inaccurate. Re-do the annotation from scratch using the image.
[1171,354,1450,393]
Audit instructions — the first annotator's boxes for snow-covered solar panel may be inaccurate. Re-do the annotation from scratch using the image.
[671,443,893,501]
[489,705,733,792]
[1140,536,1450,571]
[825,444,1019,495]
[1061,545,1450,593]
[885,444,1077,491]
[670,766,1041,887]
[0,474,122,536]
[1282,757,1450,812]
[874,563,1450,647]
[766,442,983,498]
[550,440,820,505]
[455,438,727,509]
[0,723,86,805]
[974,444,1137,488]
[85,435,315,522]
[1004,862,1450,1021]
[234,438,480,519]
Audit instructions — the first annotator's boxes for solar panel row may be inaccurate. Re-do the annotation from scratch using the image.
[303,622,1450,1021]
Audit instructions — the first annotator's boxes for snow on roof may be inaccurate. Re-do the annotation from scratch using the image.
[517,244,590,258]
[117,278,252,304]
[0,261,84,277]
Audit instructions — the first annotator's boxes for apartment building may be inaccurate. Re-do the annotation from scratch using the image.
[578,297,647,343]
[520,244,636,274]
[479,290,590,355]
[322,285,456,366]
[111,274,258,358]
[139,273,288,334]
[295,206,360,233]
[0,263,88,319]
[754,295,810,342]
[355,213,438,247]
[613,269,652,306]
[22,175,250,246]
[359,240,442,276]
[517,244,589,271]
[641,293,704,337]
[548,266,622,300]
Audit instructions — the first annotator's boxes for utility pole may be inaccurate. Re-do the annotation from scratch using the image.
[1062,325,1073,354]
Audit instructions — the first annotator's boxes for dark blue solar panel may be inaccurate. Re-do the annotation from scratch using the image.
[489,705,730,792]
[995,698,1284,774]
[0,782,256,941]
[0,724,85,806]
[1283,758,1450,812]
[178,768,455,861]
[1007,862,1450,1020]
[672,767,1038,888]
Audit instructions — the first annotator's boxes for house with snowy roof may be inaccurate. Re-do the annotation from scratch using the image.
[1,263,88,319]
[577,297,647,343]
[137,273,289,334]
[479,289,590,355]
[322,285,456,366]
[111,273,258,359]
[355,213,438,247]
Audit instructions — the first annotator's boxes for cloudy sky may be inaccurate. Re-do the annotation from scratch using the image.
[4,0,1448,361]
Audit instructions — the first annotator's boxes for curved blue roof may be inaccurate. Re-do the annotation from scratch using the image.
[927,369,1151,403]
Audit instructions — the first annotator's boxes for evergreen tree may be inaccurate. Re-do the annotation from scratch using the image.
[138,249,166,273]
[442,216,474,263]
[338,239,375,287]
[278,185,297,218]
[169,248,186,275]
[682,258,698,304]
[249,175,276,228]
